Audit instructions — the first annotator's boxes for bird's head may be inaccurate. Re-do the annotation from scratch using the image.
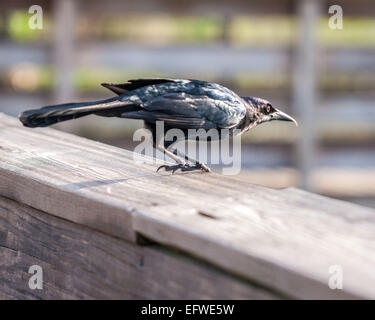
[242,96,298,128]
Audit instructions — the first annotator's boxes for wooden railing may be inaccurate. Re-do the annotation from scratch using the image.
[0,113,374,299]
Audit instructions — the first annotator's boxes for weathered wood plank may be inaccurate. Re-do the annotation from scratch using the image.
[0,113,374,299]
[0,195,278,299]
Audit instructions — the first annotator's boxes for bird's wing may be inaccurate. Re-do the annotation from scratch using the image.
[121,110,207,129]
[101,78,180,95]
[122,91,246,130]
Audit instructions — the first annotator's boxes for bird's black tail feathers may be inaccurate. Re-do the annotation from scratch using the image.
[19,97,130,128]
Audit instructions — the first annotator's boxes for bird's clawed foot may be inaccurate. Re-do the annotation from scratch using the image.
[194,162,212,173]
[157,162,211,173]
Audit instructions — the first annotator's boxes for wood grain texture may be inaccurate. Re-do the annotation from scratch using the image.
[1,113,375,299]
[0,196,277,299]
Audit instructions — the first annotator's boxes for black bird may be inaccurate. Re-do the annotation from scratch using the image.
[19,78,297,173]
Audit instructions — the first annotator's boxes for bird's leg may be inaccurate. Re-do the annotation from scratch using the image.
[155,145,192,173]
[155,143,211,173]
[172,149,211,173]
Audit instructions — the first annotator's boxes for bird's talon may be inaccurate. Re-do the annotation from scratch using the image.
[157,163,211,173]
[156,165,167,172]
[157,164,189,173]
[195,163,212,173]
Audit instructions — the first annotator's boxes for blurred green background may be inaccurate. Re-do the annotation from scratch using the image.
[0,0,374,207]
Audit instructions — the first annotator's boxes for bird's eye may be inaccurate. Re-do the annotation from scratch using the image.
[265,104,272,114]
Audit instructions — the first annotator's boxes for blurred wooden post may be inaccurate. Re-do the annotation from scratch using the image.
[52,0,76,104]
[0,10,8,40]
[293,0,320,190]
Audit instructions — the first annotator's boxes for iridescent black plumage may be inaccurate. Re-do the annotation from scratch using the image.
[19,78,297,172]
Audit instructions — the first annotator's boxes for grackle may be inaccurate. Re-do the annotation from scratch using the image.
[19,78,297,173]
